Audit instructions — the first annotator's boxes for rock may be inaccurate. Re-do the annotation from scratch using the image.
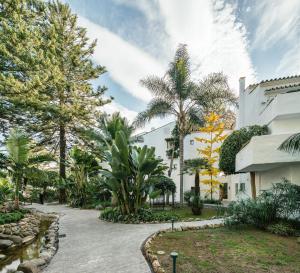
[0,254,6,260]
[0,234,22,245]
[22,236,35,245]
[17,261,39,273]
[31,258,46,267]
[0,239,13,249]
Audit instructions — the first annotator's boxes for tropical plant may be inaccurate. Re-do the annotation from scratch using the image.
[152,176,176,208]
[5,129,54,208]
[0,178,13,204]
[82,112,133,157]
[100,207,178,223]
[226,180,300,229]
[184,158,209,198]
[68,146,100,207]
[102,130,167,215]
[279,133,300,154]
[134,44,236,204]
[195,113,227,200]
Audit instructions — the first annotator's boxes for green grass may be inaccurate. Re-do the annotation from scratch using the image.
[152,206,223,221]
[150,227,300,273]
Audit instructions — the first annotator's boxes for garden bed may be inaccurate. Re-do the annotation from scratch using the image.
[145,226,300,273]
[100,206,224,224]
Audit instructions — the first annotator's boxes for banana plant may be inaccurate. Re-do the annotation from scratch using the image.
[102,130,167,215]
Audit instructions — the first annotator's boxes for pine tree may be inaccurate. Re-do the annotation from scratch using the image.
[195,113,227,200]
[0,0,48,135]
[27,1,110,203]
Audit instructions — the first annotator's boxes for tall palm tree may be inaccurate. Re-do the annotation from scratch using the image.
[279,133,300,153]
[134,44,236,204]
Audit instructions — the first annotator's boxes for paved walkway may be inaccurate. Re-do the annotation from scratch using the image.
[30,204,222,273]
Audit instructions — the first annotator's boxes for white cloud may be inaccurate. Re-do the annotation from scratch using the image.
[77,16,165,103]
[277,46,300,76]
[156,0,256,92]
[252,0,300,49]
[102,100,175,134]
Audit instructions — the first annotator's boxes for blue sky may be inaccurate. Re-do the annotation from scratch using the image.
[64,0,300,130]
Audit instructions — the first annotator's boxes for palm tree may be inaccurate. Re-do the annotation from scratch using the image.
[134,44,236,204]
[6,129,54,209]
[183,158,209,197]
[279,133,300,153]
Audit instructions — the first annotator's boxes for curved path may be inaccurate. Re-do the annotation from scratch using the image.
[30,204,222,273]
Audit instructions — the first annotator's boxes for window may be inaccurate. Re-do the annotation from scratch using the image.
[235,183,239,195]
[190,139,194,145]
[240,183,246,192]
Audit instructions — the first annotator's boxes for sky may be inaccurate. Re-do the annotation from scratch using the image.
[63,0,300,132]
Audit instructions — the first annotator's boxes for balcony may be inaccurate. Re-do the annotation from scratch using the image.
[260,91,300,125]
[236,134,300,172]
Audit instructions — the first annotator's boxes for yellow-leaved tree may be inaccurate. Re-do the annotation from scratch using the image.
[195,113,227,200]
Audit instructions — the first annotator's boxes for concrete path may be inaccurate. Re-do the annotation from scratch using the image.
[30,204,222,273]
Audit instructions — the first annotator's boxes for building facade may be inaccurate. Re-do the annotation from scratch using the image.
[233,75,300,199]
[134,122,231,202]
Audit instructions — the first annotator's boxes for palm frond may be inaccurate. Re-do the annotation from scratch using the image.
[279,133,300,154]
[133,98,173,128]
[6,129,29,164]
[140,76,175,101]
[195,72,237,112]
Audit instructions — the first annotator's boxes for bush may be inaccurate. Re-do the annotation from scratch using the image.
[267,222,297,236]
[203,199,221,205]
[219,125,268,174]
[184,190,193,206]
[226,180,300,231]
[100,207,178,223]
[0,211,24,225]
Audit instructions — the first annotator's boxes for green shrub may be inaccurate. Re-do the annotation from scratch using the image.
[184,190,193,206]
[0,211,24,225]
[267,222,296,236]
[226,180,300,230]
[203,198,221,205]
[219,125,268,174]
[100,207,178,223]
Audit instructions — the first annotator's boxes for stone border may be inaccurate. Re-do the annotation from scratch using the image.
[101,215,223,224]
[17,213,60,273]
[142,222,224,273]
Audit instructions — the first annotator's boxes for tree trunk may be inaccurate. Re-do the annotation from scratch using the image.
[14,175,20,210]
[168,147,175,177]
[59,123,67,204]
[195,170,200,197]
[179,132,184,205]
[250,172,256,199]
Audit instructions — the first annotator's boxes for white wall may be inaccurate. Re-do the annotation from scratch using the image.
[234,77,300,200]
[135,123,231,202]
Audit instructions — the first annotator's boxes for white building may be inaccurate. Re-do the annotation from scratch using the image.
[134,122,232,202]
[233,75,300,200]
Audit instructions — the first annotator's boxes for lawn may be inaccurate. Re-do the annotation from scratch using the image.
[149,227,300,273]
[152,206,224,221]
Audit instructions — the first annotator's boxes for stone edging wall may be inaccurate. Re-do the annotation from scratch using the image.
[17,213,60,273]
[0,213,41,238]
[142,222,224,273]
